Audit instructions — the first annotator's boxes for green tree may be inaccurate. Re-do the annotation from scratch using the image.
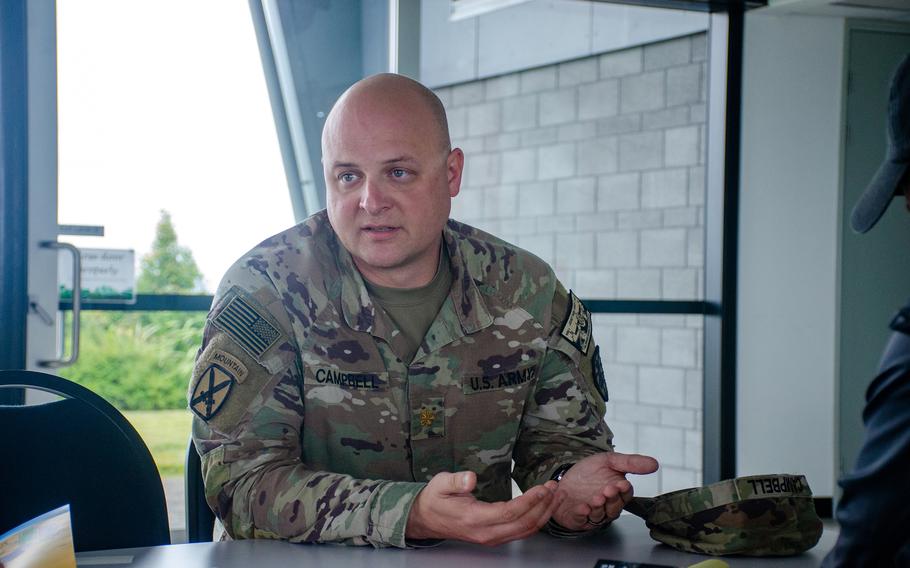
[62,210,207,411]
[137,210,203,293]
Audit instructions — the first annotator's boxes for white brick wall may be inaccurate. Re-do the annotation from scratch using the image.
[619,131,663,171]
[600,48,643,78]
[556,178,596,214]
[468,102,501,137]
[598,173,640,211]
[538,143,576,180]
[539,88,577,126]
[437,33,707,494]
[520,67,557,93]
[578,137,619,176]
[621,71,665,114]
[502,95,537,132]
[642,169,687,209]
[517,181,555,217]
[597,231,638,268]
[579,81,619,120]
[501,148,537,183]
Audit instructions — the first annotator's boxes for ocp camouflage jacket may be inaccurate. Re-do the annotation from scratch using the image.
[190,210,613,548]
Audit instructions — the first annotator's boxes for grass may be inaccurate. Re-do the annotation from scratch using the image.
[123,409,193,477]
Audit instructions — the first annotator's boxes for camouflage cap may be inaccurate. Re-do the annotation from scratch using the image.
[624,474,823,557]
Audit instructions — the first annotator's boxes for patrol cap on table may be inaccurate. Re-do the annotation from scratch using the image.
[624,474,823,557]
[850,53,910,234]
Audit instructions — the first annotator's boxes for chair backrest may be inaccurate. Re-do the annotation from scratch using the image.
[0,369,170,551]
[185,437,216,542]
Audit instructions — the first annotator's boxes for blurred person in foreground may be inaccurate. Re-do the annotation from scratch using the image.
[823,53,910,567]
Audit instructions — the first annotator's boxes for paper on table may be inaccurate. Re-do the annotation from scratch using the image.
[0,505,77,568]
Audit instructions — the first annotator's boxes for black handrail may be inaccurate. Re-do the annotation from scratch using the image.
[60,294,712,316]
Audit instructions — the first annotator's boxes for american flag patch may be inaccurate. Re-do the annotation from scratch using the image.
[212,296,281,360]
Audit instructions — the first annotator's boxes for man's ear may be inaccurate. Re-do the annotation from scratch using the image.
[446,148,464,198]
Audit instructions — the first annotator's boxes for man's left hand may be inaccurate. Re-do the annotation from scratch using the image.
[550,452,659,531]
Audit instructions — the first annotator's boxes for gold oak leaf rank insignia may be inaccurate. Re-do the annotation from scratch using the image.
[190,363,235,421]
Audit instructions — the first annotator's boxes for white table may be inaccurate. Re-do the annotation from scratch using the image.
[76,515,837,568]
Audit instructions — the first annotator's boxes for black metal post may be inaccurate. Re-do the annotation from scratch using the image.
[703,7,744,483]
[0,0,29,403]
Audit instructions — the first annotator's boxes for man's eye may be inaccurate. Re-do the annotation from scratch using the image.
[391,168,408,179]
[339,173,357,183]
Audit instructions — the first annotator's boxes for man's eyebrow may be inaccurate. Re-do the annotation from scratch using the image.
[329,156,417,169]
[382,155,417,165]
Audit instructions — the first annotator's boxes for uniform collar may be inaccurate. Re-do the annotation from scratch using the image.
[335,222,493,336]
[442,221,493,334]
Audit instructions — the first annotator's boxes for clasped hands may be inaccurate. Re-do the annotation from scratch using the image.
[405,452,659,546]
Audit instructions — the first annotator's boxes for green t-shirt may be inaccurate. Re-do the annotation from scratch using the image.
[363,246,453,364]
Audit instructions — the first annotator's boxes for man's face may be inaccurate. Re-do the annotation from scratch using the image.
[323,88,463,287]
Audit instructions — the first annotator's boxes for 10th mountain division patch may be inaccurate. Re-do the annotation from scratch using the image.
[191,363,235,421]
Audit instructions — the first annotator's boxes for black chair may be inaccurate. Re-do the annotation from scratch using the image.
[185,437,216,542]
[0,369,170,551]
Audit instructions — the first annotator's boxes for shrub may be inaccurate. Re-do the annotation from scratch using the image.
[60,311,205,410]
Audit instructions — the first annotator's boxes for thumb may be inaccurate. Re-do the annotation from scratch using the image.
[606,452,660,475]
[433,470,476,495]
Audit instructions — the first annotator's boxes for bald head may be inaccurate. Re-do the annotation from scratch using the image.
[320,74,465,289]
[322,73,451,156]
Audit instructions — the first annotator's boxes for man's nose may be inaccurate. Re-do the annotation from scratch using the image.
[360,178,391,214]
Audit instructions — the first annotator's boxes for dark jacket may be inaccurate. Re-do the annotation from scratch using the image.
[824,302,910,567]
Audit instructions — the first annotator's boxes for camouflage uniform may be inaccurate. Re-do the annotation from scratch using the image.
[190,210,614,548]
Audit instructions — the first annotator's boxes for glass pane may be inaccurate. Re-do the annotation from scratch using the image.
[55,1,294,541]
[56,0,294,294]
[58,310,202,538]
[594,313,703,495]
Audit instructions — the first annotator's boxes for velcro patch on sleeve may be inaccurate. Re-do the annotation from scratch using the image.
[190,363,235,421]
[212,295,281,361]
[205,349,249,384]
[560,290,592,355]
[592,345,608,403]
[303,366,388,390]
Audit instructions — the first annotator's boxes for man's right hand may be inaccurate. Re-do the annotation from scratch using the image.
[405,471,561,546]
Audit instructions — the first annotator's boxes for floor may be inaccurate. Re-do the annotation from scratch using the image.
[163,476,186,543]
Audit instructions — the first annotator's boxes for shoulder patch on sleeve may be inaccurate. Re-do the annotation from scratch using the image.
[212,295,282,361]
[205,349,249,384]
[560,290,592,355]
[190,363,235,421]
[592,345,608,403]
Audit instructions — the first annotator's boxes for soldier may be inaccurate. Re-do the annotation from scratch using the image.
[189,73,658,548]
[823,54,910,566]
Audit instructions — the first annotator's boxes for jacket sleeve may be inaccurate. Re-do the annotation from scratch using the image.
[511,281,614,492]
[823,331,910,566]
[190,276,425,548]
